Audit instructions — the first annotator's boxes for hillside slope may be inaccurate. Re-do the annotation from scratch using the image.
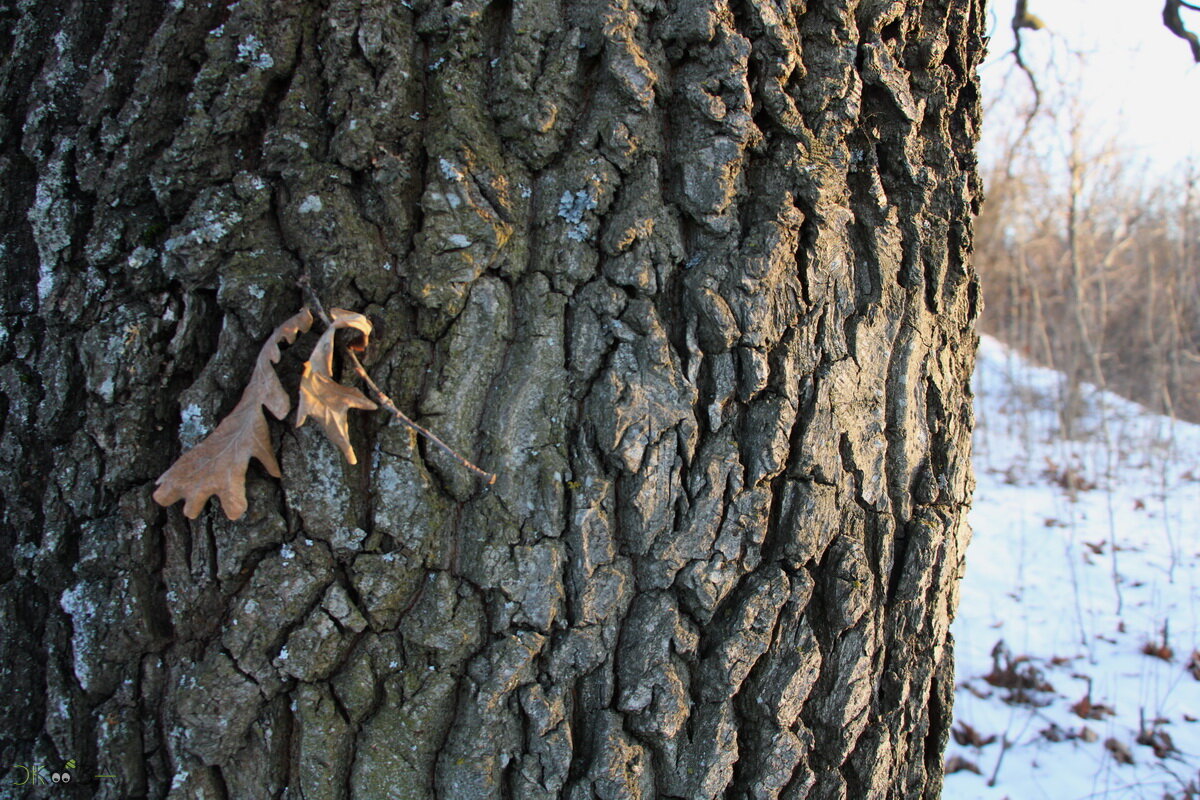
[946,336,1200,799]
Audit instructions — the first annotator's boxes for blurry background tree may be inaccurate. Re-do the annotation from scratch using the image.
[975,0,1200,430]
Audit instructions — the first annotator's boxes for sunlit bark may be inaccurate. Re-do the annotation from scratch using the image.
[0,0,982,797]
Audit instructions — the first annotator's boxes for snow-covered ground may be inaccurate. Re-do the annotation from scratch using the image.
[945,335,1200,799]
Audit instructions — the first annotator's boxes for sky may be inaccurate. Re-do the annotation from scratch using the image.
[980,0,1200,170]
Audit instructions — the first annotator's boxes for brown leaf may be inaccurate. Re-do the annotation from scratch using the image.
[943,755,981,775]
[1071,693,1116,720]
[154,309,314,520]
[953,721,997,748]
[1143,641,1175,662]
[1137,723,1177,759]
[1041,722,1066,742]
[1187,650,1200,680]
[296,308,377,464]
[1105,737,1134,765]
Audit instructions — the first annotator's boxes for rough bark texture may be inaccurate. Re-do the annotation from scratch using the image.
[0,0,982,797]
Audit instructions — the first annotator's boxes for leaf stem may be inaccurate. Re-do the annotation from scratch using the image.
[297,276,497,485]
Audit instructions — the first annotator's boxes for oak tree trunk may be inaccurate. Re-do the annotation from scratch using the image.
[0,0,982,797]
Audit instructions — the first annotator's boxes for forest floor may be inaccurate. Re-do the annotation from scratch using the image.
[944,336,1200,799]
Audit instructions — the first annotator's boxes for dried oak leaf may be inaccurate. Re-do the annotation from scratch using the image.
[154,308,315,520]
[296,308,377,464]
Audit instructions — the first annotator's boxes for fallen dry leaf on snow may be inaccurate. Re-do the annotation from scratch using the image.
[1105,737,1134,765]
[943,755,981,775]
[154,308,314,520]
[296,308,377,464]
[1071,692,1116,720]
[952,721,997,748]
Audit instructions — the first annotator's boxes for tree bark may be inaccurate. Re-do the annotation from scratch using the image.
[0,0,983,797]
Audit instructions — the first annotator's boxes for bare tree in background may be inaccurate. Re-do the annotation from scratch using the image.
[0,1,983,798]
[1002,0,1200,143]
[975,79,1200,428]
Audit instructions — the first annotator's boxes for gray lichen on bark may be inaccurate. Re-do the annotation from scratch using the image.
[0,0,982,797]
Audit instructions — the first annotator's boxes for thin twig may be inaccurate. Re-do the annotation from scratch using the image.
[347,357,496,484]
[986,734,1011,788]
[1010,0,1044,144]
[298,276,497,484]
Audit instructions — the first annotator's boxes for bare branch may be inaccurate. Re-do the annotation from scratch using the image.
[1007,0,1046,153]
[1164,0,1200,61]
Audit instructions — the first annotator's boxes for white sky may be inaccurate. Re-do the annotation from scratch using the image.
[980,0,1200,170]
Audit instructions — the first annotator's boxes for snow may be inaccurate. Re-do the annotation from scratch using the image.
[946,335,1200,799]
